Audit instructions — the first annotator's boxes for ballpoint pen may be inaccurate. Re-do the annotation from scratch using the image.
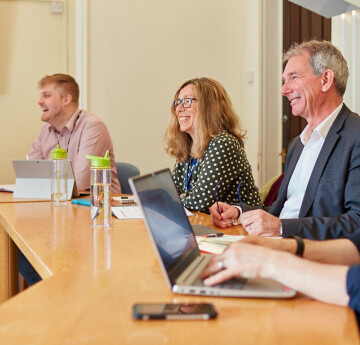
[214,180,222,215]
[200,233,224,238]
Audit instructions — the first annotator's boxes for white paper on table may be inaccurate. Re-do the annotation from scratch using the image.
[111,206,143,219]
[184,208,195,216]
[0,184,15,192]
[112,205,195,220]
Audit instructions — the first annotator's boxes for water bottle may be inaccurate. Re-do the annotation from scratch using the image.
[51,144,67,205]
[86,150,112,228]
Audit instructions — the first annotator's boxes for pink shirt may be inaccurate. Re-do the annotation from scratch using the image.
[28,109,121,193]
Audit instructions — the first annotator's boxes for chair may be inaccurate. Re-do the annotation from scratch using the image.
[259,173,284,207]
[115,162,140,194]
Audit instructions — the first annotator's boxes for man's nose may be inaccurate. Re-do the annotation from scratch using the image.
[281,82,289,97]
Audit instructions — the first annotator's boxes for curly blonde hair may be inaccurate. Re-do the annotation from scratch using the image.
[164,78,245,162]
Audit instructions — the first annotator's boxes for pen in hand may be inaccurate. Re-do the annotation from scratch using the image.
[200,233,224,238]
[214,180,222,216]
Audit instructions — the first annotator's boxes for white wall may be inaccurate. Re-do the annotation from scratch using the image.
[332,10,360,114]
[259,0,283,185]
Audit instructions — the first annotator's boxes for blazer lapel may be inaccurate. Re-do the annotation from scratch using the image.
[299,105,349,217]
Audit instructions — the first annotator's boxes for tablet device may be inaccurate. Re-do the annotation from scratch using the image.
[12,159,77,200]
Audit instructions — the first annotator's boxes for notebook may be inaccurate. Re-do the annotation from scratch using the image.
[12,159,78,199]
[129,168,296,299]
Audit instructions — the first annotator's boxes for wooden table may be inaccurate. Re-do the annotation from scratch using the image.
[0,201,358,344]
[0,191,50,203]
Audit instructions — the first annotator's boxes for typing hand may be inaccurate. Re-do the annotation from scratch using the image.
[200,241,273,285]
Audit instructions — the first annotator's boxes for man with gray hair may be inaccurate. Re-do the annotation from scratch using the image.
[210,40,360,240]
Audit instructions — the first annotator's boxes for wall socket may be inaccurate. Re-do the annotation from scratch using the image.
[51,1,63,14]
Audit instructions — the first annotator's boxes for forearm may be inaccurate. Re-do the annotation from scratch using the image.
[302,239,360,265]
[281,212,360,240]
[244,236,360,266]
[265,251,350,306]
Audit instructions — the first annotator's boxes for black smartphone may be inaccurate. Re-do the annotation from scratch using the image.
[132,303,217,320]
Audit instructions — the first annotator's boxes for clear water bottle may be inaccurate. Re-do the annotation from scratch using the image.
[51,144,67,205]
[86,150,112,228]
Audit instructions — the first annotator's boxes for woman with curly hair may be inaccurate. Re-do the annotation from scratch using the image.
[164,77,261,214]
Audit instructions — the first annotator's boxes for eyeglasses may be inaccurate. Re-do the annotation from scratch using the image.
[174,97,197,109]
[214,180,243,216]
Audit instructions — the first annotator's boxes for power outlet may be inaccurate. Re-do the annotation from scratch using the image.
[51,1,63,14]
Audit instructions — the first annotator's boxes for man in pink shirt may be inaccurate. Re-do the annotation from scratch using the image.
[20,74,121,287]
[28,73,121,194]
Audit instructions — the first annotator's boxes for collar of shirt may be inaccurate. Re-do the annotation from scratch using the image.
[300,102,343,145]
[47,109,81,135]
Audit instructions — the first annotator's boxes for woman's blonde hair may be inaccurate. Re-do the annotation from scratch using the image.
[164,78,245,162]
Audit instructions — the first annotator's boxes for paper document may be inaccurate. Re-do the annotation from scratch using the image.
[111,206,142,219]
[196,235,245,254]
[0,184,15,192]
[111,206,194,220]
[184,208,195,216]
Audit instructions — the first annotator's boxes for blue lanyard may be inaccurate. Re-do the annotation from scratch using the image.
[185,158,197,191]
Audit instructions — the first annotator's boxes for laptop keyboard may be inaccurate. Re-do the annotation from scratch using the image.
[193,277,247,290]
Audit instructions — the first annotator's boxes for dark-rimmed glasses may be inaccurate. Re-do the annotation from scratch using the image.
[174,97,197,109]
[214,180,243,216]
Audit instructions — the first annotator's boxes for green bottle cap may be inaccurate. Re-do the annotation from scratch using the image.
[86,150,111,168]
[51,144,67,159]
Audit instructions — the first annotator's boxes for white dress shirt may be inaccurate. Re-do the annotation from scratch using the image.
[279,103,343,219]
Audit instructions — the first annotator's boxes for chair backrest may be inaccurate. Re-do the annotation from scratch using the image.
[260,172,284,207]
[115,162,140,194]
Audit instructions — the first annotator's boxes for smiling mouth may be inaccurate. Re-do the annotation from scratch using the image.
[290,97,300,105]
[179,116,191,122]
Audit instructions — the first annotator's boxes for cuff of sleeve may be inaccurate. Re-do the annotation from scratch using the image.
[234,206,243,220]
[347,265,360,311]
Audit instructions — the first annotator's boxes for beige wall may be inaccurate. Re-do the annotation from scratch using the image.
[87,0,280,185]
[0,0,71,184]
[0,0,283,188]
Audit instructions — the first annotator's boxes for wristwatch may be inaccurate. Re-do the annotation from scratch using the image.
[285,235,305,257]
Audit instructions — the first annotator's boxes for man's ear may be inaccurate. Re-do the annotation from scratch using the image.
[63,94,73,106]
[321,69,335,93]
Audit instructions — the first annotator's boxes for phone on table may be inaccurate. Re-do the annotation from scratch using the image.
[132,303,217,320]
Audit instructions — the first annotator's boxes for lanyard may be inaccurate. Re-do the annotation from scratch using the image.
[185,158,197,191]
[55,111,81,153]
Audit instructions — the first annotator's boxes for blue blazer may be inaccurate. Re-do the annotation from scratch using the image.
[269,104,360,239]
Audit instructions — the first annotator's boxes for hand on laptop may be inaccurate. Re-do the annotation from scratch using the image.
[200,241,279,285]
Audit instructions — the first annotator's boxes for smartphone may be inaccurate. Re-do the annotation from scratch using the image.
[132,303,217,320]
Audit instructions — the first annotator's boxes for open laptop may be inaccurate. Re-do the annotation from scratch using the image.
[129,169,295,299]
[12,159,79,199]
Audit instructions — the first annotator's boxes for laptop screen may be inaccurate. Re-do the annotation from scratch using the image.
[131,169,198,274]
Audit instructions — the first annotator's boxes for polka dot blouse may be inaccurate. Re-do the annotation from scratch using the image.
[172,131,261,213]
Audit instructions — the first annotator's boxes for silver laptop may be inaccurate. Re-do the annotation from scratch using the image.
[129,169,295,299]
[12,159,78,199]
